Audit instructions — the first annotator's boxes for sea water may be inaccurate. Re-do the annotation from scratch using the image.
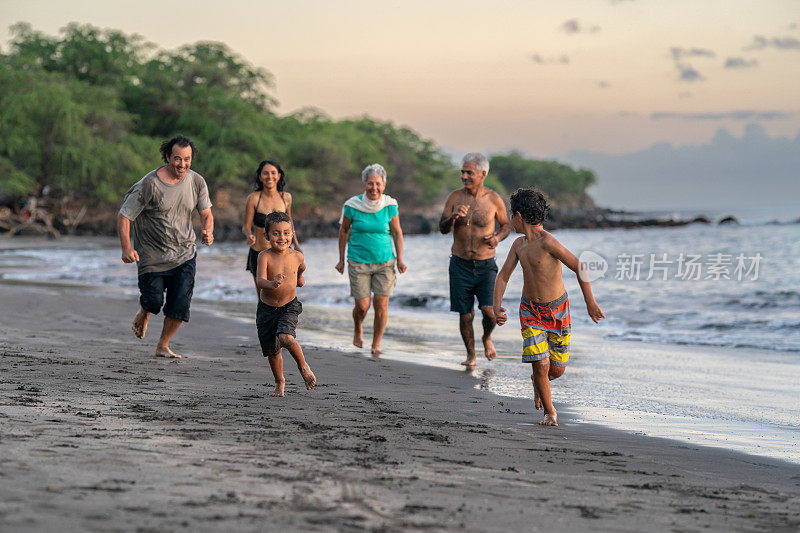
[1,212,798,463]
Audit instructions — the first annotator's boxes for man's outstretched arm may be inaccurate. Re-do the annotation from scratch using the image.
[483,194,512,248]
[439,192,468,234]
[117,214,139,263]
[493,196,512,243]
[199,208,214,245]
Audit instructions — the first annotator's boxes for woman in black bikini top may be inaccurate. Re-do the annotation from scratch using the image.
[251,190,284,230]
[242,160,301,285]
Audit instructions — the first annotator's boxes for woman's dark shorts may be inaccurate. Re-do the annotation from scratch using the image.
[256,298,302,357]
[448,255,498,314]
[137,256,196,322]
[245,248,260,276]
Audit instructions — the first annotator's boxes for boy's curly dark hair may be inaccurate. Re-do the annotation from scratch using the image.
[264,210,292,232]
[160,135,197,163]
[509,187,549,225]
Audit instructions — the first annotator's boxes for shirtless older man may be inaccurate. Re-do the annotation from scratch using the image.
[440,153,511,367]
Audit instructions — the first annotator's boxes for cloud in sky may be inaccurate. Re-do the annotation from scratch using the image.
[724,57,759,69]
[677,64,704,82]
[560,19,601,34]
[597,81,611,89]
[678,91,693,99]
[650,110,796,121]
[669,47,715,83]
[744,35,800,51]
[670,47,716,60]
[530,53,569,64]
[558,123,800,209]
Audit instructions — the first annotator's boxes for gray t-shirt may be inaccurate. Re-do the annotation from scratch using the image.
[119,168,213,274]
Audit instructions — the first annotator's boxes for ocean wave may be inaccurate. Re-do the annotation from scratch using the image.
[721,290,800,310]
[754,289,800,300]
[698,320,770,331]
[606,331,800,352]
[698,318,800,332]
[391,293,450,311]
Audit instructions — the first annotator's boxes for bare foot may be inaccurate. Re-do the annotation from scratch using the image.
[132,309,149,339]
[300,365,316,390]
[155,346,182,358]
[482,336,497,361]
[460,358,477,368]
[271,382,285,397]
[534,388,543,410]
[353,335,363,348]
[371,345,382,357]
[539,411,558,426]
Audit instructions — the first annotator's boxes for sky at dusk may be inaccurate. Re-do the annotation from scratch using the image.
[2,0,799,209]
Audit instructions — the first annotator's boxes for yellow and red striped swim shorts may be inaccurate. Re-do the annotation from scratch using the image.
[519,292,571,366]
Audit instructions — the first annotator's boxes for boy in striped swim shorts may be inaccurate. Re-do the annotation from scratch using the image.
[493,188,604,426]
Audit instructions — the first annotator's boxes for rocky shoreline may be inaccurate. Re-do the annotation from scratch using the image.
[261,209,747,240]
[3,201,796,241]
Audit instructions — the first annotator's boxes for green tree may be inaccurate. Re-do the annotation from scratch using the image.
[1,22,596,218]
[0,64,152,201]
[490,151,596,207]
[6,22,150,90]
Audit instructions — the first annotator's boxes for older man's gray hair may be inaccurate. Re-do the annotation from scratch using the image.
[461,153,490,174]
[361,163,387,183]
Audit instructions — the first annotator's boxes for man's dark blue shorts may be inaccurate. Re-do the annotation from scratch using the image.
[137,256,196,322]
[448,255,498,314]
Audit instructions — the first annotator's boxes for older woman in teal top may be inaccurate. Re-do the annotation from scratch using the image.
[336,164,407,356]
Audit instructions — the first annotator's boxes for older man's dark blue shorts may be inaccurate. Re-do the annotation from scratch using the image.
[448,255,498,314]
[137,256,196,322]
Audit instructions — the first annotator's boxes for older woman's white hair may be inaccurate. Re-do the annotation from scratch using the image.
[461,153,490,174]
[361,163,387,183]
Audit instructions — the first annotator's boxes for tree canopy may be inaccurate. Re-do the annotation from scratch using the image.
[0,23,596,215]
[490,152,597,208]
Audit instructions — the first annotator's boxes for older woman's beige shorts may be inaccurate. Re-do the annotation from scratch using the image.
[348,259,396,300]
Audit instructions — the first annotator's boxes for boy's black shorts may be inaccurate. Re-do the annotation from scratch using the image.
[256,298,302,357]
[448,255,497,314]
[137,256,196,322]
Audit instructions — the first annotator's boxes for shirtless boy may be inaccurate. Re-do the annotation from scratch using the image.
[255,211,316,397]
[439,153,511,367]
[493,188,604,426]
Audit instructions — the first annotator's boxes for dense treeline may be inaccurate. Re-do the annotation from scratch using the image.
[0,22,596,219]
[491,152,596,208]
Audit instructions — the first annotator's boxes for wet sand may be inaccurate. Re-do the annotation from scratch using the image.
[1,282,798,532]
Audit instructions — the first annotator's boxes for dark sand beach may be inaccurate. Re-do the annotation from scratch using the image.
[1,281,798,532]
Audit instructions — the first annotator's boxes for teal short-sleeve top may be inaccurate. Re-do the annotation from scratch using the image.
[344,200,398,264]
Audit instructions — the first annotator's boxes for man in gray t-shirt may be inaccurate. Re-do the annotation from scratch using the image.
[117,135,214,358]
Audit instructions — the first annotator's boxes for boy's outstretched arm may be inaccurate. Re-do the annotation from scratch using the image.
[493,238,521,326]
[297,254,306,287]
[546,237,605,323]
[255,252,284,291]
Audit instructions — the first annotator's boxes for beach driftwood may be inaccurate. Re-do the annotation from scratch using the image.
[1,198,61,238]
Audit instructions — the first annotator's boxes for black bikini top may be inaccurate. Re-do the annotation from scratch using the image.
[252,190,287,228]
[253,212,267,228]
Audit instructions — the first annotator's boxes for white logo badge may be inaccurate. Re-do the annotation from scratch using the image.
[578,250,608,282]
